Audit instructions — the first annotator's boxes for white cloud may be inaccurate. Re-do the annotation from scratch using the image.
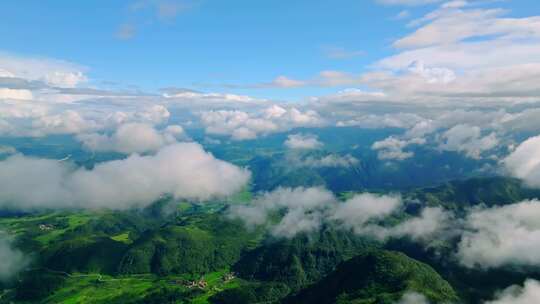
[386,207,453,241]
[372,136,425,160]
[284,133,323,150]
[485,279,540,304]
[200,106,324,140]
[230,187,445,241]
[257,2,540,105]
[30,110,96,136]
[0,52,87,88]
[331,193,403,231]
[0,233,28,281]
[438,124,498,159]
[0,143,250,210]
[394,5,540,49]
[314,88,387,106]
[0,98,172,138]
[407,60,456,84]
[504,135,540,187]
[0,88,33,100]
[364,3,540,103]
[162,90,267,109]
[77,123,185,154]
[330,196,451,242]
[228,187,335,237]
[296,154,360,168]
[0,99,48,119]
[395,292,430,304]
[457,200,540,268]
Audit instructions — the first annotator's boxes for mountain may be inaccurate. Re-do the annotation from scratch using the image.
[408,176,540,212]
[248,148,495,194]
[118,214,259,276]
[234,227,378,291]
[285,250,459,304]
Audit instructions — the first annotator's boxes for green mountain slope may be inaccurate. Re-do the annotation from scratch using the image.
[118,214,259,276]
[408,176,540,212]
[234,228,378,291]
[285,250,459,304]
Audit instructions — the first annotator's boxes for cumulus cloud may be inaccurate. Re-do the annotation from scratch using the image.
[77,123,185,154]
[0,233,28,281]
[200,105,324,140]
[504,135,540,187]
[457,200,540,269]
[255,2,540,105]
[0,143,250,210]
[386,207,453,241]
[284,133,323,150]
[372,136,425,160]
[331,193,403,232]
[485,279,540,304]
[0,88,33,100]
[367,3,540,102]
[393,3,539,49]
[0,52,86,88]
[0,99,171,138]
[438,124,498,159]
[229,187,447,241]
[228,187,335,237]
[330,106,525,161]
[333,198,452,241]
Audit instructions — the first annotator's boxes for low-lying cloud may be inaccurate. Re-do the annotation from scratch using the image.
[77,123,186,154]
[284,133,323,150]
[457,199,540,269]
[395,292,430,304]
[485,279,540,304]
[0,233,28,281]
[504,135,540,188]
[200,105,324,140]
[0,143,250,210]
[229,187,448,241]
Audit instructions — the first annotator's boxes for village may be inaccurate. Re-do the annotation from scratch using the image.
[178,272,236,290]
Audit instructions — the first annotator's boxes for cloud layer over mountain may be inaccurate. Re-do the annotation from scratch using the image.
[0,143,250,210]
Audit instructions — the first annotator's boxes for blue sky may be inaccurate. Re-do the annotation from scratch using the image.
[0,0,539,100]
[2,1,540,233]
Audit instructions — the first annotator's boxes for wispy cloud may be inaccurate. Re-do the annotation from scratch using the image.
[115,23,136,40]
[321,46,365,59]
[116,0,198,40]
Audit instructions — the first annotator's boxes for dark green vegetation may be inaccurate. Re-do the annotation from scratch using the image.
[234,228,379,291]
[195,127,495,192]
[408,176,540,212]
[285,250,458,304]
[117,214,258,275]
[247,148,492,193]
[0,139,538,304]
